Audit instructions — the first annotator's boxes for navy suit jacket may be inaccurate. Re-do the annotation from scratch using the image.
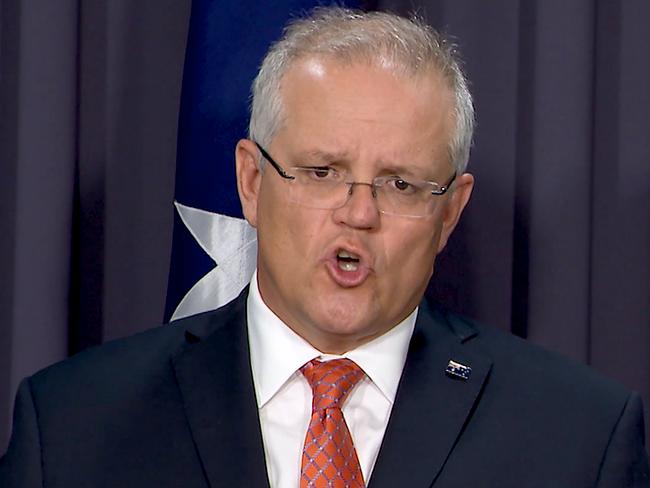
[1,289,649,487]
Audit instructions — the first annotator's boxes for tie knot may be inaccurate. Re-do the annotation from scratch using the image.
[301,358,365,411]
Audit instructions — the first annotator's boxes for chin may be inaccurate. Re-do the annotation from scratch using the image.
[312,294,377,335]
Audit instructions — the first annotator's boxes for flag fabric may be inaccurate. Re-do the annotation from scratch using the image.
[165,0,362,321]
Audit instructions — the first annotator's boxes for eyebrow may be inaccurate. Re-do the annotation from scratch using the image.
[377,163,422,178]
[375,157,446,181]
[294,148,351,164]
[292,149,438,180]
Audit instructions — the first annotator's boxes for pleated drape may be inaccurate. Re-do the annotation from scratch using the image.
[1,0,648,449]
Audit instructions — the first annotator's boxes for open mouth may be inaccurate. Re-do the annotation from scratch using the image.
[325,245,371,288]
[336,249,361,272]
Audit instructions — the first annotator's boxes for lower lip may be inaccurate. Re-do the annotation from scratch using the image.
[324,258,371,288]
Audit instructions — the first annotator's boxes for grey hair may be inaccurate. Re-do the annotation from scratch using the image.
[249,7,474,173]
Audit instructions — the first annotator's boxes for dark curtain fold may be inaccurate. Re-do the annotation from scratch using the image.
[384,0,649,386]
[1,0,648,451]
[1,0,79,448]
[589,0,650,394]
[0,0,190,449]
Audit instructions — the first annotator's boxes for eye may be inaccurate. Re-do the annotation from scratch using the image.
[312,167,331,178]
[394,179,411,191]
[301,166,340,181]
[387,177,417,194]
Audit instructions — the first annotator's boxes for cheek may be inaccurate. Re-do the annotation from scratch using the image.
[260,196,331,264]
[381,221,440,275]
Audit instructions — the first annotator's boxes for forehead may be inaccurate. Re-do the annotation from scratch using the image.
[274,57,454,172]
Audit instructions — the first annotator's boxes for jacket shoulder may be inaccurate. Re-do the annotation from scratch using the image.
[29,291,247,403]
[437,306,632,406]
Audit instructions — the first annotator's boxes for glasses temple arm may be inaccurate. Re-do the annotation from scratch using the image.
[254,142,295,180]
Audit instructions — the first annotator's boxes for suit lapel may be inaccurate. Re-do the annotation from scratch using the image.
[369,303,493,488]
[171,292,270,488]
[169,291,491,488]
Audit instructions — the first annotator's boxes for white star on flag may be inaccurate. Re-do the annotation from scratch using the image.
[170,201,257,321]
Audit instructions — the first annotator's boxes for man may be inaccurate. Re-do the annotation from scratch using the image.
[1,7,648,488]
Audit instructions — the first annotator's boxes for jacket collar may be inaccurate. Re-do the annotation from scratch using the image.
[368,300,493,488]
[171,289,491,488]
[171,288,270,488]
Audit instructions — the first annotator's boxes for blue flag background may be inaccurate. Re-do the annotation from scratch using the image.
[165,0,362,321]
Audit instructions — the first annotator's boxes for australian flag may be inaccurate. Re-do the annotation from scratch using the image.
[165,0,364,321]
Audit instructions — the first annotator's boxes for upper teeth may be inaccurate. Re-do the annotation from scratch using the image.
[337,250,359,260]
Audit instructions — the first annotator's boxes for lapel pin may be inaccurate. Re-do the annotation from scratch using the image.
[445,360,472,381]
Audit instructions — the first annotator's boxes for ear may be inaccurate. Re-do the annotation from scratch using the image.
[436,172,474,253]
[235,139,263,228]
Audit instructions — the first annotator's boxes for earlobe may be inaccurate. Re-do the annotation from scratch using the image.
[235,139,263,228]
[436,172,474,253]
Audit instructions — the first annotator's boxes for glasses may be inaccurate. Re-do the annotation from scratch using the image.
[255,142,456,218]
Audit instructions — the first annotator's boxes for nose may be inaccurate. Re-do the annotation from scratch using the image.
[333,182,380,230]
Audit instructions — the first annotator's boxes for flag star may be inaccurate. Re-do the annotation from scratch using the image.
[170,201,257,321]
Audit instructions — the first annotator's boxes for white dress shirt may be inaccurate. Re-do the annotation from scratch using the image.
[247,271,416,488]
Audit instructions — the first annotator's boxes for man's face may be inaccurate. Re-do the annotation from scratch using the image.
[237,58,473,353]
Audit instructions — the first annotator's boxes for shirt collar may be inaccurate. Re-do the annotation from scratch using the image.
[247,270,417,408]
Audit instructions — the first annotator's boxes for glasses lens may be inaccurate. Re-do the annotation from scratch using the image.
[287,168,349,209]
[284,168,447,218]
[377,178,436,217]
[288,174,427,218]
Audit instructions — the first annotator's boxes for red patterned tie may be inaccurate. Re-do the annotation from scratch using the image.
[300,358,366,488]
